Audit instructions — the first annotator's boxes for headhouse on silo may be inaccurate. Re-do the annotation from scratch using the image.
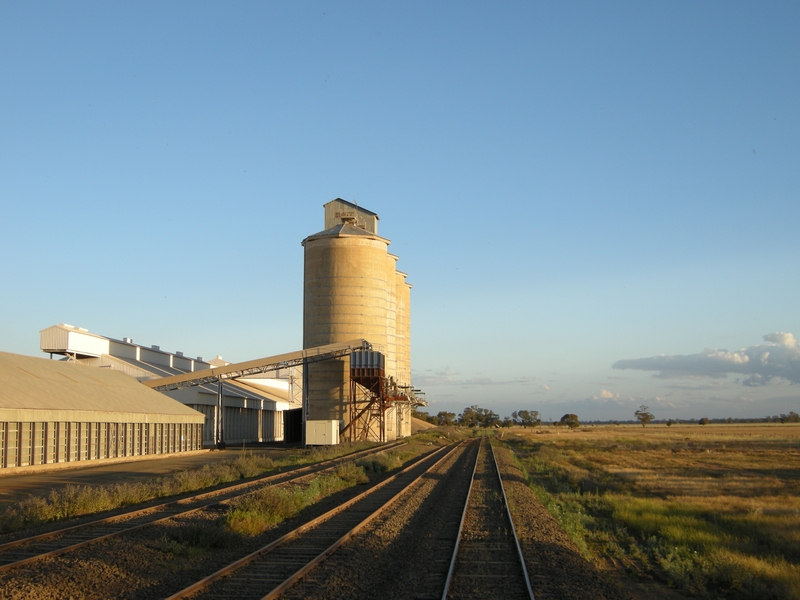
[302,199,415,442]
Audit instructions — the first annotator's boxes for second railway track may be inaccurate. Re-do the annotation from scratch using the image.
[166,441,466,600]
[0,442,406,573]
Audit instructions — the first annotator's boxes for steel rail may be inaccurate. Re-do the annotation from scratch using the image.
[0,442,405,573]
[166,442,463,600]
[442,439,534,600]
[441,438,482,600]
[489,440,535,600]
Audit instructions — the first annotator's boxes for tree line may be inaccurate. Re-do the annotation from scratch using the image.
[413,405,800,429]
[413,406,582,429]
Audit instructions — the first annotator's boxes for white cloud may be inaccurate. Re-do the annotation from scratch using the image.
[594,389,619,400]
[764,332,796,347]
[413,367,460,386]
[413,368,535,388]
[541,384,551,391]
[613,332,800,386]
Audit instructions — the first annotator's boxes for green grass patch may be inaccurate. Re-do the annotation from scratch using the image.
[224,461,370,536]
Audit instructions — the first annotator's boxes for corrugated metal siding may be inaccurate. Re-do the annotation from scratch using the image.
[350,351,385,370]
[139,348,171,367]
[108,340,138,360]
[173,355,193,371]
[0,419,203,470]
[39,326,69,353]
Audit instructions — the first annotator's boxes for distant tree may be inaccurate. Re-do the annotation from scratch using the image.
[699,417,709,426]
[501,416,514,428]
[560,413,580,429]
[459,406,479,428]
[779,411,800,423]
[458,405,500,428]
[436,411,456,426]
[511,410,541,428]
[726,417,733,424]
[478,407,500,428]
[635,405,654,428]
[666,419,674,427]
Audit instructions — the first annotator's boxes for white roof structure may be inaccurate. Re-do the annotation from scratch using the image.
[39,324,298,411]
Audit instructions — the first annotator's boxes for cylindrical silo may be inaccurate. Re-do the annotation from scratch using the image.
[394,270,412,387]
[384,253,399,379]
[302,220,392,423]
[403,280,412,385]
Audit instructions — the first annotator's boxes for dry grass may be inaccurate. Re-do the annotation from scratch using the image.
[500,423,800,599]
[0,444,379,535]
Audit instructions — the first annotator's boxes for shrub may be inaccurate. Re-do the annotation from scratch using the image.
[560,414,580,429]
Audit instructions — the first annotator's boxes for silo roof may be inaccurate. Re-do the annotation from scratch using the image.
[301,222,389,245]
[0,351,204,422]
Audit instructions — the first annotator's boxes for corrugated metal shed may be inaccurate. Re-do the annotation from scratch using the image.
[0,351,204,424]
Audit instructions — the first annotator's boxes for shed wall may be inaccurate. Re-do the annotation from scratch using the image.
[0,419,203,471]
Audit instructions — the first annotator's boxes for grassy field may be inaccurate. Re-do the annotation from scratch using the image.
[497,423,800,599]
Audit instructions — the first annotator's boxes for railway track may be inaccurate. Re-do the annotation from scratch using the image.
[0,437,544,600]
[443,438,534,599]
[0,441,405,573]
[168,437,532,600]
[276,437,530,600]
[165,441,468,600]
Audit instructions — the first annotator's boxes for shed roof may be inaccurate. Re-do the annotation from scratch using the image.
[0,351,204,421]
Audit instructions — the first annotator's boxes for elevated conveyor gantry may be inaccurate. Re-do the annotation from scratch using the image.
[142,339,371,392]
[141,339,372,449]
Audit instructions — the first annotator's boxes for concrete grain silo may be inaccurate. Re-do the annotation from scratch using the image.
[302,199,414,440]
[384,253,399,377]
[302,211,391,425]
[395,270,412,385]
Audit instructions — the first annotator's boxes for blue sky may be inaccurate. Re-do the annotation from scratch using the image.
[1,2,798,421]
